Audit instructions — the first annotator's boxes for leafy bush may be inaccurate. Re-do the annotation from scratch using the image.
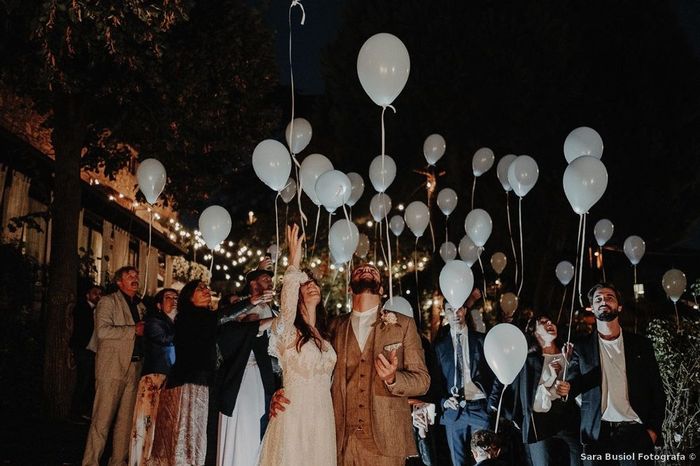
[647,318,700,465]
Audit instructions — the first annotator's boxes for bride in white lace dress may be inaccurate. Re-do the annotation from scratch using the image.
[257,224,337,466]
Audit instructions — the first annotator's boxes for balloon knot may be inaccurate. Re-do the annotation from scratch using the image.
[291,0,306,25]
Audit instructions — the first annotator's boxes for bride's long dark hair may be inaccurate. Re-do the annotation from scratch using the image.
[294,271,330,352]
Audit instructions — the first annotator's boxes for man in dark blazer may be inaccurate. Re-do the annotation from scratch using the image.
[69,283,102,421]
[215,265,279,465]
[559,283,665,466]
[433,288,502,466]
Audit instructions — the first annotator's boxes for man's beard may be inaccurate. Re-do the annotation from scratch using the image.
[350,277,381,295]
[595,307,619,322]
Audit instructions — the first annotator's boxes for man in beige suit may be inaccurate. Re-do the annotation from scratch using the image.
[82,266,145,466]
[272,264,430,466]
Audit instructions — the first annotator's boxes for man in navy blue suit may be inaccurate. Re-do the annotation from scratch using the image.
[433,288,501,466]
[558,283,665,466]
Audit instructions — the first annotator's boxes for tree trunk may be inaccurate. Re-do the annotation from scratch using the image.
[42,94,86,418]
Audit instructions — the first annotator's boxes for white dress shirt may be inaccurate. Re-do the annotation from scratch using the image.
[533,353,566,412]
[599,333,642,423]
[351,305,378,352]
[450,328,485,400]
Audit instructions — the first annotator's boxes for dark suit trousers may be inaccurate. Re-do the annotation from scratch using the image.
[527,428,582,466]
[71,348,95,417]
[444,399,490,466]
[583,422,654,466]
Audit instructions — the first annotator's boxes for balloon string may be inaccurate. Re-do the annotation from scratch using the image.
[273,194,281,291]
[345,264,350,312]
[287,0,306,153]
[633,264,638,287]
[516,197,525,298]
[209,254,214,279]
[397,236,403,295]
[385,214,393,300]
[506,192,519,289]
[311,206,320,255]
[373,221,378,262]
[142,210,153,298]
[380,104,396,160]
[477,250,488,302]
[428,216,436,253]
[378,219,388,266]
[600,246,606,282]
[445,219,449,243]
[293,161,308,259]
[565,214,584,348]
[556,286,567,325]
[414,237,420,325]
[577,213,587,307]
[494,384,507,433]
[324,267,339,307]
[471,177,476,211]
[285,203,289,229]
[673,301,680,332]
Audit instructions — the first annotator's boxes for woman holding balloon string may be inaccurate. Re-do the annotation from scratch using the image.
[508,312,581,466]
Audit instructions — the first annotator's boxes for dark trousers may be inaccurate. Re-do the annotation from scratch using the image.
[443,400,490,466]
[71,348,95,417]
[527,428,582,466]
[583,422,655,466]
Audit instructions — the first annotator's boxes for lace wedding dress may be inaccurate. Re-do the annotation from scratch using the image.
[257,266,337,466]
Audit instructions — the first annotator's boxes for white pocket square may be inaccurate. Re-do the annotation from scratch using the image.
[383,342,402,352]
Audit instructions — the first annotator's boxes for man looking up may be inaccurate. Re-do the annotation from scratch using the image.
[558,283,665,466]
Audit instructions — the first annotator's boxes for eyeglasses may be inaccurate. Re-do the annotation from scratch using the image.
[195,283,210,291]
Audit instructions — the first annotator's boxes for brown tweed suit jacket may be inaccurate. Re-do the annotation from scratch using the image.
[330,310,430,458]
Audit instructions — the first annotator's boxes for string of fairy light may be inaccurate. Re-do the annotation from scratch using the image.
[89,176,434,297]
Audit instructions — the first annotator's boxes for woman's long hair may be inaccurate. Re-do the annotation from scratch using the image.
[294,272,330,352]
[176,280,205,318]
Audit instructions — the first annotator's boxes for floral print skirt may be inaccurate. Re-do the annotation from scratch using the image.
[148,383,209,466]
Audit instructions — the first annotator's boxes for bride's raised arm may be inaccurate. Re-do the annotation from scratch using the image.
[269,224,306,359]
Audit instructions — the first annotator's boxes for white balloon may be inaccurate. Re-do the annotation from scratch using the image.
[440,241,457,262]
[555,261,575,286]
[563,156,608,215]
[346,172,365,207]
[507,155,539,198]
[564,126,603,163]
[662,269,686,303]
[496,154,518,192]
[490,252,507,275]
[389,215,405,236]
[300,153,333,205]
[329,219,359,264]
[355,233,370,258]
[472,147,495,177]
[136,158,166,205]
[198,205,232,250]
[623,236,646,265]
[424,134,446,166]
[464,209,492,248]
[594,219,614,247]
[404,201,430,238]
[383,296,413,318]
[369,155,397,193]
[369,193,392,222]
[280,178,296,204]
[252,139,292,192]
[285,117,313,154]
[458,235,482,267]
[439,260,474,309]
[315,170,352,213]
[484,323,528,385]
[357,33,410,107]
[437,188,458,217]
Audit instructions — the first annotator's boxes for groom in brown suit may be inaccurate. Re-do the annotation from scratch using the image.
[272,263,430,466]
